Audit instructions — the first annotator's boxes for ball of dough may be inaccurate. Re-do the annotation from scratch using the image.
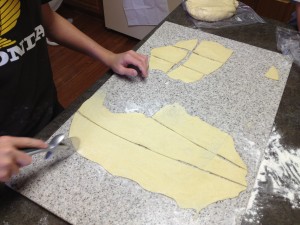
[186,0,239,22]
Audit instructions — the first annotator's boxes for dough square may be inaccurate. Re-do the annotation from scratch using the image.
[174,39,198,51]
[194,40,233,63]
[168,66,205,83]
[151,45,188,64]
[149,55,175,73]
[183,53,223,75]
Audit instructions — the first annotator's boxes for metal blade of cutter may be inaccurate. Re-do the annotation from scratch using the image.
[45,136,80,159]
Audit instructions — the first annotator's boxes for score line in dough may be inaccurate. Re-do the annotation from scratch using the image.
[69,91,248,212]
[149,39,233,83]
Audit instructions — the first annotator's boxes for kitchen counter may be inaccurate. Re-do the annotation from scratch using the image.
[1,5,300,225]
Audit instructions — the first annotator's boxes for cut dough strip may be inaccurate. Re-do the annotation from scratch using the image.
[174,39,198,51]
[183,53,223,75]
[152,103,247,169]
[75,91,247,186]
[194,40,233,63]
[167,66,205,83]
[151,45,188,64]
[149,55,175,73]
[70,112,246,212]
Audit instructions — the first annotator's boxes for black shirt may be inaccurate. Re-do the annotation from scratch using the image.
[0,0,62,137]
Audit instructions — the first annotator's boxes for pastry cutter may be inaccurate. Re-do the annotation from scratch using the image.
[24,134,79,159]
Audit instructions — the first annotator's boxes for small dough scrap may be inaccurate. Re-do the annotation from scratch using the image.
[194,41,233,63]
[168,66,205,83]
[174,39,198,51]
[184,53,222,75]
[265,66,279,80]
[149,56,175,73]
[186,0,239,22]
[151,46,188,64]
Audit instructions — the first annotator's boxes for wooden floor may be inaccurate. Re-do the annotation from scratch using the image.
[48,5,139,108]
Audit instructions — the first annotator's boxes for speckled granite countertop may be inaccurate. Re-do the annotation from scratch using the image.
[1,5,300,225]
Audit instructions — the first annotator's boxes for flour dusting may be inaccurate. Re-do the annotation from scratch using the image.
[243,128,300,223]
[263,131,300,208]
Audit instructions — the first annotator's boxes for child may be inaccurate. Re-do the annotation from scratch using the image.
[0,0,148,182]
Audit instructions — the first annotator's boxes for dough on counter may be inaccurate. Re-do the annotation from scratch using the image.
[194,40,233,63]
[70,112,246,211]
[184,53,223,75]
[152,103,247,169]
[69,91,248,212]
[174,39,198,51]
[149,39,233,82]
[265,66,279,80]
[167,66,205,83]
[149,55,174,73]
[185,0,239,22]
[150,45,188,64]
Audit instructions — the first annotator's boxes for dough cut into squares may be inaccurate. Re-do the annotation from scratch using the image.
[149,56,175,73]
[174,39,198,51]
[194,41,233,63]
[168,66,205,83]
[183,53,223,75]
[151,45,188,64]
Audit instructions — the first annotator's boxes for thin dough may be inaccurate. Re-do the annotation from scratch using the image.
[149,39,233,82]
[69,91,247,211]
[150,46,188,64]
[167,66,205,83]
[194,40,233,63]
[70,113,246,212]
[75,91,247,185]
[184,53,223,75]
[265,66,279,80]
[149,55,174,73]
[174,39,198,51]
[152,103,247,169]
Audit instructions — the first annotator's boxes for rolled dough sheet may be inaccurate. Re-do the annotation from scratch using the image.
[75,91,247,185]
[69,91,248,211]
[194,40,233,63]
[70,112,246,212]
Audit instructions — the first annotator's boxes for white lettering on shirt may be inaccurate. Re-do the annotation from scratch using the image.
[35,25,45,42]
[0,25,46,67]
[6,40,26,62]
[0,52,9,66]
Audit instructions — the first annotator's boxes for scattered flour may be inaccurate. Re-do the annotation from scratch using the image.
[243,129,300,223]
